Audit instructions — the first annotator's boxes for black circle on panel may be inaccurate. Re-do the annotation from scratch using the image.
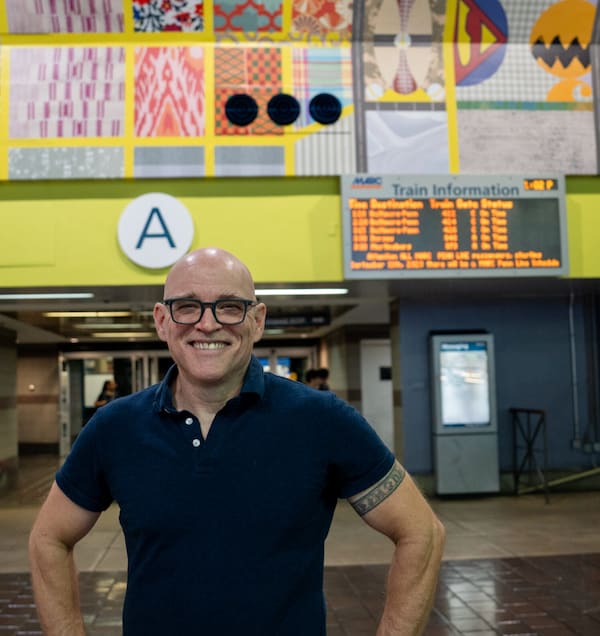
[267,93,301,126]
[225,94,258,126]
[309,93,342,125]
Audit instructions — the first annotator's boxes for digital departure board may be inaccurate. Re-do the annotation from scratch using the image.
[341,175,568,279]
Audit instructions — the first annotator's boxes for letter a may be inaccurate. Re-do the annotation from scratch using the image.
[135,207,176,249]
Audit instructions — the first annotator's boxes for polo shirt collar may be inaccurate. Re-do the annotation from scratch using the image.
[154,354,265,414]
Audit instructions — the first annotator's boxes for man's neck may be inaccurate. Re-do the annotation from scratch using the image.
[172,373,243,438]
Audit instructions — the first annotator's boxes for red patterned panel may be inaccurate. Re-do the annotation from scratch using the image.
[214,46,282,136]
[135,46,204,137]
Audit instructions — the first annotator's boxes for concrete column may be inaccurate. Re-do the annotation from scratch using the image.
[0,327,18,491]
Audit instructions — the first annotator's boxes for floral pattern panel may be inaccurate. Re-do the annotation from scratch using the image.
[133,0,204,32]
[292,0,352,38]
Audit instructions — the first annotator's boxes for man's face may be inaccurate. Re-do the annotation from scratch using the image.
[153,254,266,389]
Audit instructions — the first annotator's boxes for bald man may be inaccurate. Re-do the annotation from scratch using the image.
[29,248,444,636]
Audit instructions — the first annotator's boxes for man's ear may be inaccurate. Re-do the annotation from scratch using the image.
[153,303,169,342]
[252,302,267,343]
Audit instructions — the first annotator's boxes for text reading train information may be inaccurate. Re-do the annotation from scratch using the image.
[341,175,567,279]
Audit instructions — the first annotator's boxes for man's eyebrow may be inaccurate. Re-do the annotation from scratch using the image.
[166,293,249,300]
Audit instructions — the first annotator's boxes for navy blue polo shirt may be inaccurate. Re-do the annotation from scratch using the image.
[57,356,394,636]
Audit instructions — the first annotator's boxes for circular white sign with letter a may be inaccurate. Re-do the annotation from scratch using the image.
[118,193,194,269]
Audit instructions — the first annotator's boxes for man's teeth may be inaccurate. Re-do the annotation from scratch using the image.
[192,342,226,350]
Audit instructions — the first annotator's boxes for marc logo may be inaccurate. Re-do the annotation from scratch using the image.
[351,176,382,189]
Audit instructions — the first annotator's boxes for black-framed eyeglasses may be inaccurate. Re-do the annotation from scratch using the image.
[162,297,258,326]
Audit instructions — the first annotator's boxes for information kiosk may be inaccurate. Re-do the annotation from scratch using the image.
[430,333,500,495]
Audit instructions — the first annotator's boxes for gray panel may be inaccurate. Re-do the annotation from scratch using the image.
[214,146,284,176]
[134,146,205,178]
[434,433,500,495]
[458,110,596,175]
[9,147,124,179]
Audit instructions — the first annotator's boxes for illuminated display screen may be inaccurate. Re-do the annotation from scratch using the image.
[440,342,490,427]
[341,175,568,279]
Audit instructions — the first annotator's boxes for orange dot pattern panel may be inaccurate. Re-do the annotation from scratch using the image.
[214,47,283,136]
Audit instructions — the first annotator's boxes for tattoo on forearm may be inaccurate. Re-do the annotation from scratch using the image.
[349,461,406,516]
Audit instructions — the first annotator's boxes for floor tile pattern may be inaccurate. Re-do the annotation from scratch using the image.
[1,555,599,635]
[2,456,600,634]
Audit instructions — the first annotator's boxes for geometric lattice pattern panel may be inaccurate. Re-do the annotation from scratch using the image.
[214,0,282,32]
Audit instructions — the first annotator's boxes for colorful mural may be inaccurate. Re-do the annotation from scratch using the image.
[0,0,596,180]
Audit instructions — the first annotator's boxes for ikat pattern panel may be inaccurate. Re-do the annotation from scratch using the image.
[135,47,205,137]
[0,0,596,180]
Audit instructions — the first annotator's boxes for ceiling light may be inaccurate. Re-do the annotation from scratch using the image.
[74,323,144,330]
[44,311,132,318]
[255,288,348,296]
[91,332,156,338]
[0,292,94,300]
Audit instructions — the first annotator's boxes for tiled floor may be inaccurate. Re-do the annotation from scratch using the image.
[1,455,600,635]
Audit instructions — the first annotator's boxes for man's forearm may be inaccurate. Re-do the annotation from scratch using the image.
[30,538,86,635]
[376,519,445,636]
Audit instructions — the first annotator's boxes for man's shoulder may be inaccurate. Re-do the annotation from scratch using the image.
[92,383,161,420]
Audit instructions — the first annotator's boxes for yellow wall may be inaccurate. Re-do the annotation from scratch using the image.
[1,175,600,286]
[0,177,342,286]
[565,177,600,278]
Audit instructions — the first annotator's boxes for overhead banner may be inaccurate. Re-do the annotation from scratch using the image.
[341,175,568,279]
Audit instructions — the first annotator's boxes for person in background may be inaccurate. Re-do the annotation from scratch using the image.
[93,379,118,409]
[315,367,330,390]
[29,247,445,636]
[305,367,330,390]
[304,367,320,388]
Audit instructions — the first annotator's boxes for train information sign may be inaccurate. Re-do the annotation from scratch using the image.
[341,175,568,279]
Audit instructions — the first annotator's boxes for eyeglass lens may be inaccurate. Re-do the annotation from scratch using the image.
[170,299,249,325]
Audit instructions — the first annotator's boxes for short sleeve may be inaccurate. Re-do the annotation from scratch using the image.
[324,394,395,499]
[56,416,113,513]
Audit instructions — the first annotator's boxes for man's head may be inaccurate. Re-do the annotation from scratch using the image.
[154,247,266,392]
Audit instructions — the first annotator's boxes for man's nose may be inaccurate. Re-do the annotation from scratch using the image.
[194,306,220,330]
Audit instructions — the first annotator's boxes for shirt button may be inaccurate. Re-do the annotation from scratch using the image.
[192,439,201,447]
[185,417,193,426]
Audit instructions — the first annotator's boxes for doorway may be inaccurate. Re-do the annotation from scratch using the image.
[59,350,173,456]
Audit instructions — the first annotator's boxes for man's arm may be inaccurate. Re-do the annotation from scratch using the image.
[348,461,445,636]
[29,482,101,635]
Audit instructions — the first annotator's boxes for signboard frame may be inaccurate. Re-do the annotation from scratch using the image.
[341,174,568,279]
